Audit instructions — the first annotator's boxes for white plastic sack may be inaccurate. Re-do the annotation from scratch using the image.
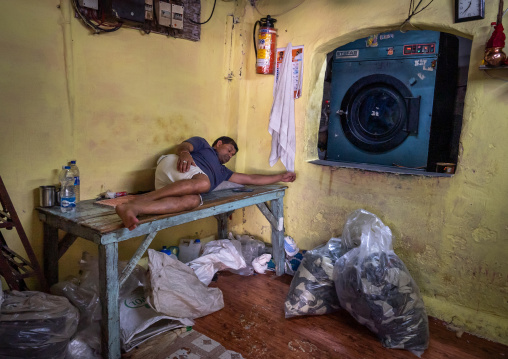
[120,287,193,352]
[188,239,247,286]
[145,249,224,319]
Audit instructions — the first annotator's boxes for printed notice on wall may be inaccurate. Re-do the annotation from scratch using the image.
[274,45,304,99]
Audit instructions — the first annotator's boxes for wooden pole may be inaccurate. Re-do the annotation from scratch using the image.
[498,0,504,24]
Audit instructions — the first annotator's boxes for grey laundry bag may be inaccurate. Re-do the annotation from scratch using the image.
[284,237,348,318]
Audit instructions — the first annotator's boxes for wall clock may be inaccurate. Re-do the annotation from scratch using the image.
[455,0,485,23]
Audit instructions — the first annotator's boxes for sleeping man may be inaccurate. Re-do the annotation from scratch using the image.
[116,136,296,230]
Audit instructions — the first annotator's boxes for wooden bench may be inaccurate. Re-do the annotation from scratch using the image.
[36,184,287,359]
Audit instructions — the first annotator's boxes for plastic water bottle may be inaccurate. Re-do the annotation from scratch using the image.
[59,166,76,213]
[160,246,172,256]
[69,160,80,202]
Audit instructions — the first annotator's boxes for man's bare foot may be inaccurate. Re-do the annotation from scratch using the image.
[116,203,140,231]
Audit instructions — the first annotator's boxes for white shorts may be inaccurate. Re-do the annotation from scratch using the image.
[155,154,207,190]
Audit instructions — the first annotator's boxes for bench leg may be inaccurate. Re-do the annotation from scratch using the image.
[43,223,59,286]
[215,212,233,239]
[271,197,285,276]
[99,242,121,359]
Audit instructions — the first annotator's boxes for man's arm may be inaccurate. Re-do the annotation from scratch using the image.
[229,172,296,185]
[175,141,194,172]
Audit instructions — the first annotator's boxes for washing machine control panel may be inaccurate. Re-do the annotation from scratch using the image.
[403,43,436,55]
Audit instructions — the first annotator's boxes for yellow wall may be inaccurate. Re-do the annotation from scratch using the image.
[1,0,507,345]
[231,0,508,345]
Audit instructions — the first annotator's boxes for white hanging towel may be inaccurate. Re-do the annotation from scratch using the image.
[268,42,296,172]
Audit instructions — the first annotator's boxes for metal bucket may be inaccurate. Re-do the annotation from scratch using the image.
[39,186,56,207]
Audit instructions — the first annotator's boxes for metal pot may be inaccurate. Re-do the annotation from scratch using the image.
[39,186,56,207]
[484,47,507,67]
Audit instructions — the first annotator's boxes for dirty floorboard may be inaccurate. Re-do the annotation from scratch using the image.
[123,271,508,359]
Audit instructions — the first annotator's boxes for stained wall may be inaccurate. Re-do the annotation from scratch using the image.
[0,0,507,345]
[229,0,508,345]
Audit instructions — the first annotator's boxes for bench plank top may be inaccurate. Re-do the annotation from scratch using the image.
[37,185,287,235]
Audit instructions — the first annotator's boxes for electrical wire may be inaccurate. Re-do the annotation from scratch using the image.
[71,0,122,33]
[189,0,217,25]
[400,0,434,32]
[253,0,306,17]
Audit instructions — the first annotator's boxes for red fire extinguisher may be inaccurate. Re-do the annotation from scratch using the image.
[254,15,277,75]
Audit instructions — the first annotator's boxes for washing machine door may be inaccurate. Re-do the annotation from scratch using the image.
[340,75,420,153]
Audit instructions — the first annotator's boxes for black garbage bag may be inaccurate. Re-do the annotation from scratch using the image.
[0,290,79,359]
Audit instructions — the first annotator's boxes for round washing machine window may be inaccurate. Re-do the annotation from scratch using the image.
[340,75,413,153]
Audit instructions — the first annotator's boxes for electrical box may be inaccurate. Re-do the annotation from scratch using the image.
[145,0,153,21]
[79,0,98,10]
[102,0,145,23]
[171,4,184,29]
[155,1,172,27]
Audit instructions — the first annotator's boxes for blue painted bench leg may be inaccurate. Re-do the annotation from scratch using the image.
[271,197,285,276]
[99,242,121,359]
[215,213,229,240]
[43,223,59,286]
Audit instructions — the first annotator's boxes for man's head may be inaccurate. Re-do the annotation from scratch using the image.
[212,136,238,164]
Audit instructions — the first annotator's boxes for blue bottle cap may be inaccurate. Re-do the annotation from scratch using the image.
[195,239,200,243]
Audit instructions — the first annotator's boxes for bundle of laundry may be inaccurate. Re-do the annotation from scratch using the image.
[284,237,348,318]
[227,233,266,276]
[333,209,429,357]
[187,239,247,285]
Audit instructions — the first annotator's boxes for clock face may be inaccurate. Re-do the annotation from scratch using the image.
[455,0,485,22]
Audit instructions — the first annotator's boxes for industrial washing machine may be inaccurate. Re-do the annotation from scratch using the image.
[326,30,458,171]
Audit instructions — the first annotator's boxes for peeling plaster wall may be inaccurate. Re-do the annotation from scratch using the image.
[0,0,507,346]
[228,0,508,345]
[0,0,243,279]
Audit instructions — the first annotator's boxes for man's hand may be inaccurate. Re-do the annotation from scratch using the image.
[177,151,196,172]
[280,172,296,182]
[176,142,196,173]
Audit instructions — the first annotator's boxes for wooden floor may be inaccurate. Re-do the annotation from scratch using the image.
[124,271,508,359]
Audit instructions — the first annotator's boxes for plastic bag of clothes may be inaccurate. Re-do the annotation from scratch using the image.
[51,251,190,357]
[284,237,348,318]
[0,290,79,359]
[188,239,247,285]
[227,233,266,276]
[333,209,429,357]
[50,252,120,357]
